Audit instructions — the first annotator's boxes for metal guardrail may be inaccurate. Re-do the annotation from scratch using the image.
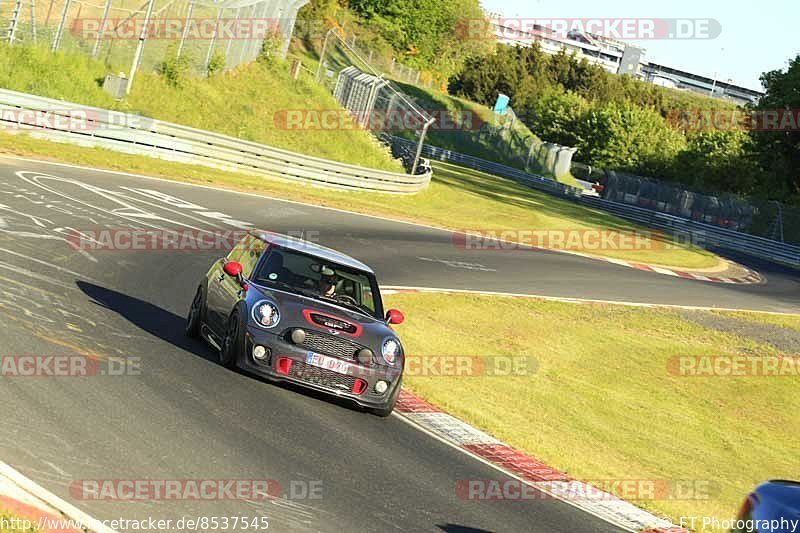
[0,89,432,194]
[579,196,800,267]
[386,134,799,266]
[384,135,583,200]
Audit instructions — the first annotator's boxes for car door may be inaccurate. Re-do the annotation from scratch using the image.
[206,239,249,336]
[206,235,266,337]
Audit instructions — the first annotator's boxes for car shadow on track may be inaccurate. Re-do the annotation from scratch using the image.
[76,280,374,416]
[437,526,493,533]
[76,280,219,363]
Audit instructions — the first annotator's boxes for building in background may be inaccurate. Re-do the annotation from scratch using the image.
[487,16,762,105]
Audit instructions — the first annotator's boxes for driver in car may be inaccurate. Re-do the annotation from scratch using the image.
[319,275,337,297]
[317,265,338,297]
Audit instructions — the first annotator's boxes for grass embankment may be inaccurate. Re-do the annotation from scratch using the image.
[0,131,718,269]
[0,43,402,172]
[389,80,584,184]
[288,40,580,186]
[386,292,800,531]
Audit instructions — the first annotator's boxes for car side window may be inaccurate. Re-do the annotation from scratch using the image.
[226,237,249,265]
[240,238,266,279]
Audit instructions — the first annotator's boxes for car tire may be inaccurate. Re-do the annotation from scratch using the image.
[185,287,203,338]
[219,309,243,369]
[370,377,402,418]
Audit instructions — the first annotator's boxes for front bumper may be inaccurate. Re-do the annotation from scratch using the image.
[238,325,402,409]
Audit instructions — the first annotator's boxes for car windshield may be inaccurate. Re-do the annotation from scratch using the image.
[253,246,381,318]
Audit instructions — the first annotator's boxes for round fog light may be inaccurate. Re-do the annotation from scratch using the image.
[375,380,388,394]
[291,328,306,344]
[357,348,373,365]
[253,345,268,360]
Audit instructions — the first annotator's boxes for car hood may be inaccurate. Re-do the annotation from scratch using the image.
[247,283,396,347]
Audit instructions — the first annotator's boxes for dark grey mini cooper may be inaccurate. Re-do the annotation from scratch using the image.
[186,231,405,416]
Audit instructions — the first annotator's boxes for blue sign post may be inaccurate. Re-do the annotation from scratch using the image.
[493,93,510,115]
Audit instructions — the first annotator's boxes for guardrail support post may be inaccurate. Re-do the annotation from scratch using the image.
[315,28,334,82]
[29,0,37,43]
[224,7,243,67]
[176,0,194,59]
[238,3,258,65]
[204,8,223,73]
[126,0,155,95]
[412,118,435,175]
[91,0,111,57]
[248,1,269,61]
[50,0,70,51]
[7,0,22,43]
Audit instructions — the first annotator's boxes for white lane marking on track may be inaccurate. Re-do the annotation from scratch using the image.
[417,257,497,272]
[0,203,53,227]
[651,266,679,276]
[0,247,93,280]
[119,187,253,229]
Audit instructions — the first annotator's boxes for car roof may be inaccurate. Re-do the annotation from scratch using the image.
[250,231,375,275]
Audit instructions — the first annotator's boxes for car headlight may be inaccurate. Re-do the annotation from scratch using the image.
[252,300,280,328]
[381,338,401,365]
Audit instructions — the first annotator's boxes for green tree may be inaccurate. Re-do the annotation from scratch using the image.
[576,101,686,175]
[346,0,491,77]
[673,130,760,194]
[751,55,800,201]
[518,87,589,147]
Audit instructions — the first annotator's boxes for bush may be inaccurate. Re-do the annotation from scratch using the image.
[518,88,589,147]
[206,50,225,77]
[157,44,192,88]
[576,101,686,176]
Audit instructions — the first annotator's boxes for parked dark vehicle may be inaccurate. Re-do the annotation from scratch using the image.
[732,480,800,532]
[186,231,406,417]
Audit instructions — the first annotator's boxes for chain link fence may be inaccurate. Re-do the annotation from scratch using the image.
[314,30,433,174]
[572,164,800,245]
[1,0,308,89]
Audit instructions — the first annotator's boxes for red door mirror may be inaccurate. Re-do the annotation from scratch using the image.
[385,309,405,325]
[223,261,243,277]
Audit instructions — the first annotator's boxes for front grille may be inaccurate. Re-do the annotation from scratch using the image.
[297,330,361,361]
[308,312,358,334]
[287,361,357,391]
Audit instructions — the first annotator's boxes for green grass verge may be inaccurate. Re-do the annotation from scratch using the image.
[0,131,718,269]
[386,292,800,531]
[0,43,401,172]
[0,510,35,533]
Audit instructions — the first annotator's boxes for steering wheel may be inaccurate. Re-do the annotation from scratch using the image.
[335,294,359,306]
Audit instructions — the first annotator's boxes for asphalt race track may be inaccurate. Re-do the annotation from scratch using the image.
[0,155,797,532]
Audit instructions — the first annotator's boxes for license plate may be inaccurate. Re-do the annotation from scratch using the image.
[305,352,353,375]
